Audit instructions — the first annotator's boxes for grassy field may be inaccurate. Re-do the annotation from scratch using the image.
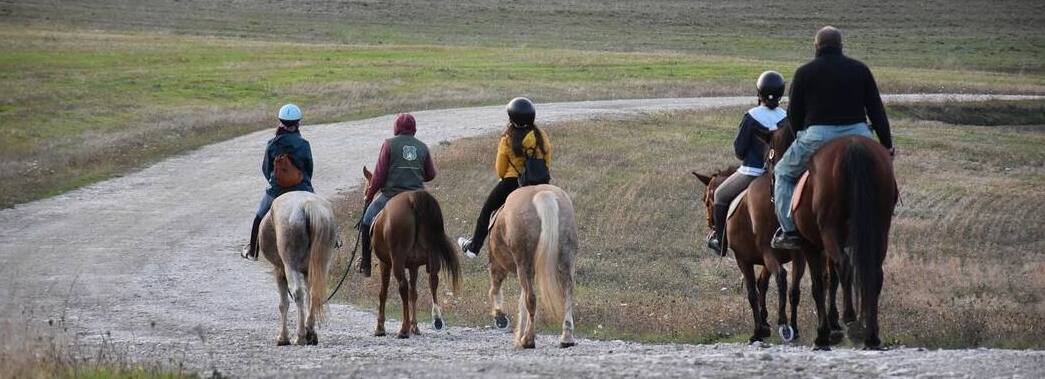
[331,100,1045,349]
[5,0,1043,73]
[3,27,1041,208]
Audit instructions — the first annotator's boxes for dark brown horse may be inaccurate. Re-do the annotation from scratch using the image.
[693,167,805,343]
[364,167,461,339]
[764,123,897,350]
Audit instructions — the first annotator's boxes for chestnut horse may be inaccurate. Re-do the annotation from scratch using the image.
[693,167,805,343]
[258,191,338,345]
[364,167,461,339]
[764,123,897,350]
[487,184,578,349]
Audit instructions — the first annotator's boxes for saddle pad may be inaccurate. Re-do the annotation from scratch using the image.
[727,188,749,220]
[487,206,504,232]
[369,209,385,234]
[791,172,810,214]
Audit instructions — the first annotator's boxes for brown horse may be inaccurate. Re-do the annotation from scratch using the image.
[487,184,578,349]
[258,191,338,345]
[764,123,897,350]
[693,167,805,343]
[364,167,461,339]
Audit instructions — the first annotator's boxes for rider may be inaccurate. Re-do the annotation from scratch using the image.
[358,113,437,277]
[706,71,788,256]
[771,26,894,250]
[242,103,315,260]
[457,97,552,259]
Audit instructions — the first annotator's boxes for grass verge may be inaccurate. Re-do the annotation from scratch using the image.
[331,100,1045,349]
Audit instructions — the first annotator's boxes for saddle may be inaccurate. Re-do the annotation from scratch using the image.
[488,206,503,232]
[727,188,749,220]
[791,172,811,214]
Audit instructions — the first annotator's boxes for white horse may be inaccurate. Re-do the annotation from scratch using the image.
[258,191,338,345]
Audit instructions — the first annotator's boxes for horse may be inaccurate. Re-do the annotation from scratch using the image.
[363,167,461,339]
[486,184,579,349]
[692,167,805,344]
[258,191,339,346]
[763,122,897,350]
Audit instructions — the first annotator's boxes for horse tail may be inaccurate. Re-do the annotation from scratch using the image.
[532,190,566,322]
[304,195,337,323]
[842,141,889,319]
[413,191,461,293]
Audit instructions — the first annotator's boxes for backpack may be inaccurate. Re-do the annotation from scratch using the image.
[515,147,551,186]
[274,153,303,188]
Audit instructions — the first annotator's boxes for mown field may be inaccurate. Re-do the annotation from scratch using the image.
[331,100,1045,349]
[2,1,1044,207]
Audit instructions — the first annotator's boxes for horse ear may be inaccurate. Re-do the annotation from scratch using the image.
[363,166,372,180]
[692,171,712,186]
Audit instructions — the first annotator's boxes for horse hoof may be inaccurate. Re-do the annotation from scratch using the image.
[433,317,444,331]
[520,342,535,349]
[304,331,318,345]
[276,339,290,346]
[374,330,386,337]
[559,341,576,348]
[778,325,795,343]
[829,330,845,345]
[397,332,410,339]
[748,336,764,344]
[495,314,510,329]
[863,344,885,351]
[813,345,831,352]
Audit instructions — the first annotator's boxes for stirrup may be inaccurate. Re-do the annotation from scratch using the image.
[771,228,802,250]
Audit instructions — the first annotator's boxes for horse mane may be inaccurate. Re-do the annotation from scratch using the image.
[765,120,797,172]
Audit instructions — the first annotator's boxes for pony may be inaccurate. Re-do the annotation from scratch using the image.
[486,184,578,349]
[363,167,461,339]
[763,122,897,350]
[258,191,339,346]
[692,167,805,344]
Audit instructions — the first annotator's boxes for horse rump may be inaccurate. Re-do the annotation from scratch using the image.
[410,191,461,293]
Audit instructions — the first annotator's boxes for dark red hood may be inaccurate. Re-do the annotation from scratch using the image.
[394,113,416,135]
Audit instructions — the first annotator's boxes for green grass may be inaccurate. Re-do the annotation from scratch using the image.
[331,100,1045,349]
[4,27,1041,207]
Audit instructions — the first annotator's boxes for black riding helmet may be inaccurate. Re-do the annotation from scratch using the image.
[506,97,536,127]
[756,71,785,107]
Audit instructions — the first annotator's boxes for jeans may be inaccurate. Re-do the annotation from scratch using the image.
[774,123,872,232]
[362,193,389,228]
[256,192,275,218]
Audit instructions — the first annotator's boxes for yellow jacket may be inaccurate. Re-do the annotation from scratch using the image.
[496,129,552,179]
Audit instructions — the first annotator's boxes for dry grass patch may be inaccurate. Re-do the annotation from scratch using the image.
[331,100,1045,348]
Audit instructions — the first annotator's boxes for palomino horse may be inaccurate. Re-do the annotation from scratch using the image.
[258,191,339,345]
[693,167,805,343]
[487,184,578,349]
[364,167,461,339]
[765,123,897,350]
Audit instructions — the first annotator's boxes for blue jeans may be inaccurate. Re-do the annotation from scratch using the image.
[362,193,389,228]
[774,123,872,232]
[256,192,275,218]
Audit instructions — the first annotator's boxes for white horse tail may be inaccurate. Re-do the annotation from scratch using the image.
[532,190,565,322]
[304,196,337,324]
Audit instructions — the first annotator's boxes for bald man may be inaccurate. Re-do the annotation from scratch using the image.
[771,26,894,250]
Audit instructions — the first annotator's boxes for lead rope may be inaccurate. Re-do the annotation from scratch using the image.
[324,201,365,304]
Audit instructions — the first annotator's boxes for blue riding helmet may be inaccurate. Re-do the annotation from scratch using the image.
[278,104,302,121]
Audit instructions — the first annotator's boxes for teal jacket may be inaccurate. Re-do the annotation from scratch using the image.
[262,130,314,197]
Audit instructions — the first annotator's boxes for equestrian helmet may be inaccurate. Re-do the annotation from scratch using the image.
[278,103,302,121]
[756,71,786,103]
[506,97,536,127]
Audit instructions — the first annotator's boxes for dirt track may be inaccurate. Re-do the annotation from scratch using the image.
[1,95,1043,378]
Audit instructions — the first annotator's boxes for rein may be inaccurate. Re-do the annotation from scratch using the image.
[324,202,365,304]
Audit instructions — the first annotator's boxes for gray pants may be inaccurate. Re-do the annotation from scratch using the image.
[714,171,757,207]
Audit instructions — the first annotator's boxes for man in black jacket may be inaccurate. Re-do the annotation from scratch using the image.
[771,26,896,250]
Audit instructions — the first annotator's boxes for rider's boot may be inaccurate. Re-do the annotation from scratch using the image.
[241,215,262,261]
[710,204,729,256]
[771,227,804,250]
[358,226,372,277]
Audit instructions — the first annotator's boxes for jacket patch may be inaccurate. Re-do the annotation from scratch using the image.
[402,145,418,161]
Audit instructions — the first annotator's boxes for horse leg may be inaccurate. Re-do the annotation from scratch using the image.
[375,262,390,337]
[739,264,765,343]
[861,241,886,350]
[488,266,510,329]
[789,255,806,341]
[408,266,421,335]
[559,266,576,348]
[755,267,772,337]
[393,263,411,339]
[429,268,444,331]
[774,265,791,342]
[820,228,848,346]
[516,266,537,349]
[287,270,308,345]
[275,271,290,346]
[805,251,832,350]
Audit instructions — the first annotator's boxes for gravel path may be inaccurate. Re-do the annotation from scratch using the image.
[1,95,1043,378]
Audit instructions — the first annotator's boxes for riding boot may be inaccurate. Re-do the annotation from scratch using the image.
[359,226,372,277]
[712,204,729,257]
[242,215,262,260]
